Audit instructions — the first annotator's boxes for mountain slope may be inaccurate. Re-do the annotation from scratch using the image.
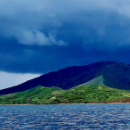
[79,75,105,86]
[0,61,130,95]
[0,61,115,95]
[0,86,61,104]
[102,63,130,90]
[0,85,130,104]
[53,85,130,103]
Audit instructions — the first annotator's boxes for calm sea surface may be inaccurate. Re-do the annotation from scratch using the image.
[0,104,130,130]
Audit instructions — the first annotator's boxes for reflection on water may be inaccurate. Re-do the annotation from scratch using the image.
[0,104,130,130]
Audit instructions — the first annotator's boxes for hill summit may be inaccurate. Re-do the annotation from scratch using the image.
[0,61,130,95]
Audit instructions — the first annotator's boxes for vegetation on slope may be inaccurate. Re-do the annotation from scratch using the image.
[47,85,130,104]
[0,85,130,104]
[0,61,117,95]
[0,86,61,104]
[1,61,130,96]
[102,63,130,90]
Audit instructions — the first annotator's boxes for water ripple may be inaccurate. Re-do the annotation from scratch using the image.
[0,104,130,129]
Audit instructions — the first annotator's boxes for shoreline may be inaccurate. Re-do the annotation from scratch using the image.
[0,98,130,105]
[0,102,130,105]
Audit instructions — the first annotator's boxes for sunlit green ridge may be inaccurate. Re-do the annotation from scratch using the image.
[0,84,130,104]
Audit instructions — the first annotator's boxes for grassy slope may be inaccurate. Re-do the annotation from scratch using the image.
[1,62,130,97]
[0,61,117,96]
[49,85,130,104]
[0,86,62,104]
[0,85,130,104]
[79,75,104,86]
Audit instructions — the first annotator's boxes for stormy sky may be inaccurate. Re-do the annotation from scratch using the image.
[0,0,130,88]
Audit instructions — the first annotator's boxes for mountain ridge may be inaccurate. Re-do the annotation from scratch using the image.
[0,61,130,95]
[0,85,130,104]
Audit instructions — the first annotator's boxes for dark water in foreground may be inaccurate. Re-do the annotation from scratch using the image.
[0,104,130,130]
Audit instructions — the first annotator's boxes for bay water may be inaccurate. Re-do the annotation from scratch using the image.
[0,104,130,130]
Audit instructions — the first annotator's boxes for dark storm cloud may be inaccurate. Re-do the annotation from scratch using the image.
[0,0,130,73]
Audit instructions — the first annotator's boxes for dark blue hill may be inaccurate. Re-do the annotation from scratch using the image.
[0,61,130,95]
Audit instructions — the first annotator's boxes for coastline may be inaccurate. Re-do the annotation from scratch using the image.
[0,98,130,105]
[0,102,130,105]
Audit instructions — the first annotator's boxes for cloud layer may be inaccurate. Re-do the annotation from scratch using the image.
[0,0,130,73]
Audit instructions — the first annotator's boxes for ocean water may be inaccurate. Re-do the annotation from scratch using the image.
[0,104,130,130]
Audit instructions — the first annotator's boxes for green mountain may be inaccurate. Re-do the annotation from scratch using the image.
[1,61,130,95]
[0,86,61,104]
[0,85,130,104]
[1,61,130,104]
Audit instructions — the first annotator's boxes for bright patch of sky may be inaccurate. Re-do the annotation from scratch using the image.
[0,71,40,90]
